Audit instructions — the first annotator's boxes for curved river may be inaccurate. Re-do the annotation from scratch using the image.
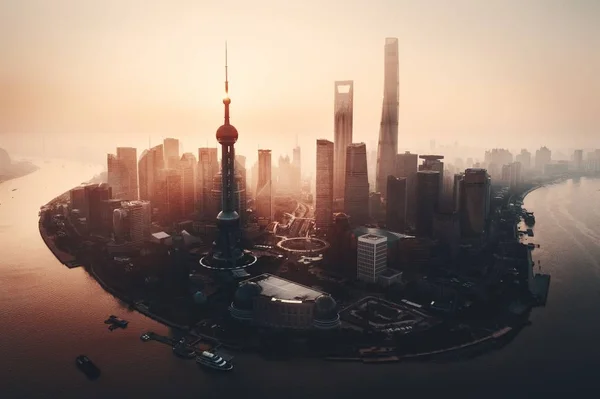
[1,161,599,399]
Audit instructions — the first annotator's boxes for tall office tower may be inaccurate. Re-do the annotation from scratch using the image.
[200,47,256,270]
[235,154,247,225]
[357,234,388,283]
[344,143,370,226]
[416,170,440,238]
[197,147,219,219]
[501,162,523,189]
[574,150,584,171]
[107,147,138,200]
[155,169,183,222]
[368,147,377,192]
[164,138,180,169]
[460,168,491,238]
[120,200,151,244]
[256,149,273,221]
[535,146,552,172]
[376,38,399,197]
[419,155,444,187]
[88,183,112,232]
[179,153,197,217]
[250,161,259,198]
[453,173,464,212]
[138,144,164,203]
[315,139,334,233]
[515,149,531,170]
[292,145,302,192]
[333,80,354,200]
[369,192,383,222]
[395,151,418,224]
[386,176,407,233]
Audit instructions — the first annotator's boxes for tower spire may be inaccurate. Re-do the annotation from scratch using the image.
[223,41,230,126]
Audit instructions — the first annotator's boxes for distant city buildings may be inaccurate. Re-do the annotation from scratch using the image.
[119,200,152,244]
[235,154,247,225]
[155,168,183,223]
[501,162,523,190]
[357,234,388,283]
[515,149,531,171]
[333,80,354,200]
[535,146,552,173]
[376,38,399,198]
[107,147,138,200]
[344,143,369,226]
[197,148,219,220]
[315,139,334,233]
[163,138,180,169]
[180,153,197,217]
[395,151,418,225]
[138,144,164,203]
[256,149,273,222]
[573,150,584,171]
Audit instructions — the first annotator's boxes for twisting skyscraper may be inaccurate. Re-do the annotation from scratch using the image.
[200,44,256,270]
[376,38,399,198]
[333,80,353,200]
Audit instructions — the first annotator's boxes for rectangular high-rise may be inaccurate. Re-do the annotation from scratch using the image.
[395,151,418,224]
[180,153,197,217]
[416,170,440,238]
[460,168,491,238]
[333,80,354,200]
[256,149,273,221]
[344,143,369,226]
[315,139,334,233]
[164,138,180,169]
[107,147,138,201]
[138,144,164,203]
[386,176,407,233]
[197,147,219,220]
[235,154,247,225]
[376,38,399,198]
[155,168,183,222]
[357,234,388,283]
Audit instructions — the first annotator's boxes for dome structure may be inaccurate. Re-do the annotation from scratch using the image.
[232,282,263,310]
[313,295,341,330]
[314,295,338,320]
[216,123,238,145]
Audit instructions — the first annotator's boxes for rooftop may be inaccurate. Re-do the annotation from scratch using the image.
[243,274,324,302]
[359,234,387,242]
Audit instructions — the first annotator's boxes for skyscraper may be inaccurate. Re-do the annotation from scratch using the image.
[376,38,399,197]
[138,144,164,203]
[155,168,183,222]
[200,45,255,270]
[333,80,354,200]
[535,146,552,173]
[292,145,302,194]
[416,170,440,237]
[386,176,407,233]
[574,150,584,171]
[344,143,369,226]
[357,234,388,283]
[460,168,491,238]
[164,138,180,169]
[197,147,219,220]
[88,183,112,232]
[180,152,197,217]
[107,147,138,201]
[256,149,273,221]
[315,139,334,233]
[395,151,418,225]
[120,200,152,244]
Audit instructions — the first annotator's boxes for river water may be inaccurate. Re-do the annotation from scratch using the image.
[1,161,599,399]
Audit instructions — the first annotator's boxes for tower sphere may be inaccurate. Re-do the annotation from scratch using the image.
[216,124,238,144]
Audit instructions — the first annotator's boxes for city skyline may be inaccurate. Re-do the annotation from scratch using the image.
[2,0,599,167]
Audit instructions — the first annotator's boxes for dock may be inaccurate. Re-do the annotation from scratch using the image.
[142,332,215,353]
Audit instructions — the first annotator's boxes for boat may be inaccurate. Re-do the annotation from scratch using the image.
[76,355,101,380]
[196,351,234,371]
[173,338,196,359]
[140,333,151,342]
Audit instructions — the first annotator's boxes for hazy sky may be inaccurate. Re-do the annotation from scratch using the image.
[1,0,599,167]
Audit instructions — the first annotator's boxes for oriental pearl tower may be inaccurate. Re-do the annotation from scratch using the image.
[200,44,257,270]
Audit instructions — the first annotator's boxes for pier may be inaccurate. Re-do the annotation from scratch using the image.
[141,332,234,361]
